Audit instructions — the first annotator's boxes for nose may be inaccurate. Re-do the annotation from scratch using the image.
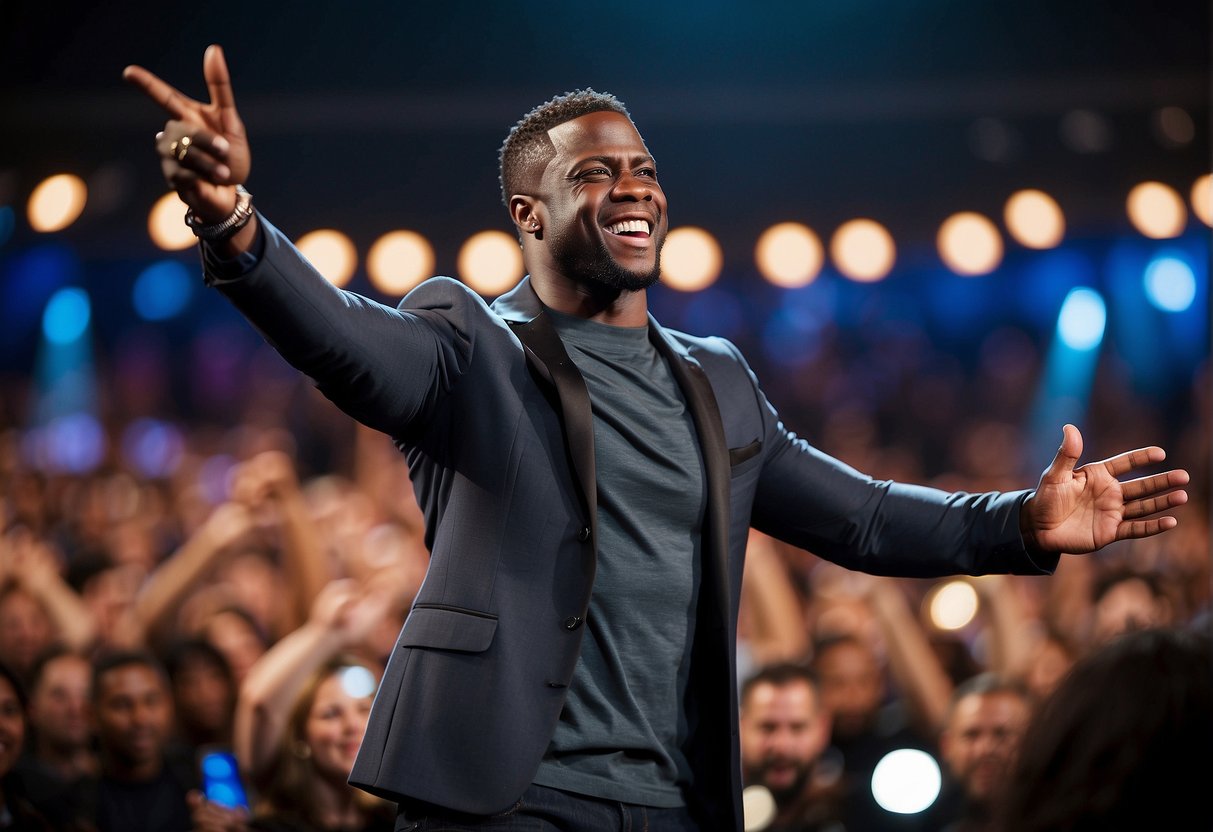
[610,171,653,202]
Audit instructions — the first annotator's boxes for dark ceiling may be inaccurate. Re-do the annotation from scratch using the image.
[1,1,1208,264]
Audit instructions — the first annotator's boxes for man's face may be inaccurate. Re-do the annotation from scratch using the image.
[92,664,172,769]
[30,654,92,751]
[740,680,830,804]
[940,691,1030,803]
[534,111,668,292]
[814,642,884,739]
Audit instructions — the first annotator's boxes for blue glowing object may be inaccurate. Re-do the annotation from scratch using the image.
[133,260,194,320]
[45,413,105,474]
[1143,256,1196,313]
[41,288,91,345]
[1056,288,1106,351]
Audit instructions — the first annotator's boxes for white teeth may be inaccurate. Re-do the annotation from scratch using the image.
[606,219,651,235]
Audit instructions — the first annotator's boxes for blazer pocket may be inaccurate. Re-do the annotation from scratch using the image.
[728,439,762,467]
[398,605,499,653]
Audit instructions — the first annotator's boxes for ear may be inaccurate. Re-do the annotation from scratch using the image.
[509,195,544,240]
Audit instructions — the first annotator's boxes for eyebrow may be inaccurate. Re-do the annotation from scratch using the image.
[569,154,656,171]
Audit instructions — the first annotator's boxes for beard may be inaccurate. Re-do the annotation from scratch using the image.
[549,226,663,293]
[747,757,814,804]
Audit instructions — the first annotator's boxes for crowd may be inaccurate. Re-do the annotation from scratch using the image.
[0,320,1207,831]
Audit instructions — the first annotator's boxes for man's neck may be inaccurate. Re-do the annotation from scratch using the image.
[528,271,649,327]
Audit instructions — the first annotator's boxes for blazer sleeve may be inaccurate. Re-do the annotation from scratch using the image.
[719,343,1060,577]
[202,215,482,438]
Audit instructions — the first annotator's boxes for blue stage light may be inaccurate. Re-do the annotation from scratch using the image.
[1056,288,1106,351]
[1143,255,1196,313]
[41,287,91,345]
[133,260,194,320]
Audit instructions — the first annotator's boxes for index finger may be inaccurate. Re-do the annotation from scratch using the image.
[1098,445,1166,478]
[122,64,198,119]
[203,44,238,111]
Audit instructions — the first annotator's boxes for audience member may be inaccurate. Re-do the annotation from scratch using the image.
[0,660,52,830]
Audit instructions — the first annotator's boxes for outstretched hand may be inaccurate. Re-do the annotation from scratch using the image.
[123,45,250,223]
[1022,424,1188,554]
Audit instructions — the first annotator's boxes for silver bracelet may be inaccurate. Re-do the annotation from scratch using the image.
[185,186,255,241]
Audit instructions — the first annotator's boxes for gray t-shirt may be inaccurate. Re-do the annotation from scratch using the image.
[532,309,706,807]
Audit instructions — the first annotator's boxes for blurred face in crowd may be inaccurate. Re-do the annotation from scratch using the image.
[740,679,831,803]
[93,663,172,773]
[303,669,375,784]
[0,587,53,674]
[941,690,1030,803]
[1093,578,1170,644]
[30,654,92,753]
[0,676,25,779]
[172,654,234,738]
[814,641,884,739]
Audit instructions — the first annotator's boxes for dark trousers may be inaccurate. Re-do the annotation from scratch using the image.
[395,783,701,831]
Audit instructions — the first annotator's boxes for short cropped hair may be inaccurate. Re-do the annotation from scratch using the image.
[948,672,1030,717]
[741,662,817,709]
[498,88,632,206]
[91,650,169,700]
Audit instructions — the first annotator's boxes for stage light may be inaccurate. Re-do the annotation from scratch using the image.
[367,231,435,296]
[661,227,721,291]
[742,786,777,832]
[937,212,1003,276]
[296,229,357,287]
[1144,255,1196,313]
[831,219,895,282]
[1057,288,1106,351]
[339,665,377,698]
[927,581,979,631]
[148,192,196,251]
[1004,190,1065,249]
[1191,175,1211,227]
[42,287,91,345]
[133,261,194,321]
[1127,182,1186,239]
[458,230,523,295]
[28,174,87,233]
[871,749,941,814]
[1060,109,1112,154]
[42,413,105,474]
[121,418,186,479]
[755,222,823,288]
[1152,106,1195,148]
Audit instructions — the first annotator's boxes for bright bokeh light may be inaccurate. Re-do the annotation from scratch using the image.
[458,230,524,295]
[28,174,88,233]
[367,230,435,296]
[871,749,941,815]
[1144,256,1197,313]
[148,192,196,251]
[830,219,895,282]
[1127,182,1186,239]
[927,581,980,631]
[121,419,186,479]
[755,222,824,288]
[1191,175,1211,227]
[742,785,777,832]
[1004,190,1065,249]
[297,229,358,287]
[937,212,1003,276]
[340,665,377,699]
[661,226,721,291]
[1057,287,1106,351]
[42,287,91,344]
[133,261,194,321]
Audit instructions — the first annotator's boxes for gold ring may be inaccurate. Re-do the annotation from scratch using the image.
[174,135,192,161]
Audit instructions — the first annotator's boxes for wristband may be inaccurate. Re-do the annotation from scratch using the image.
[185,186,255,241]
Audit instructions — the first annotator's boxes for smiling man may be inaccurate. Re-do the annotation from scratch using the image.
[124,46,1189,831]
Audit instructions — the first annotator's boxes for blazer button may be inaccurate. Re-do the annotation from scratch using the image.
[563,616,583,631]
[577,526,591,542]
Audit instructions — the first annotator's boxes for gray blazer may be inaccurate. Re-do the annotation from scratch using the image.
[211,217,1057,830]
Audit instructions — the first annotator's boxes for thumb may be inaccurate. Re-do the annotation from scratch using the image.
[1041,424,1083,484]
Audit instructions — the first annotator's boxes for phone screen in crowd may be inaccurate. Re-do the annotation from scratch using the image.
[200,749,250,810]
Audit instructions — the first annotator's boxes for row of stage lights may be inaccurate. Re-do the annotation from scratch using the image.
[20,172,1212,296]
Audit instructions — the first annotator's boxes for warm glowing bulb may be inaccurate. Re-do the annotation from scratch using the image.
[367,231,435,296]
[1127,181,1186,239]
[1190,175,1211,227]
[28,173,88,232]
[927,581,980,631]
[937,212,1003,276]
[148,192,197,251]
[661,227,721,291]
[458,230,523,295]
[296,229,358,287]
[1004,190,1065,249]
[831,219,895,282]
[755,222,823,288]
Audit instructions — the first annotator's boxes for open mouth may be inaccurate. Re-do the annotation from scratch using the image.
[604,219,652,239]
